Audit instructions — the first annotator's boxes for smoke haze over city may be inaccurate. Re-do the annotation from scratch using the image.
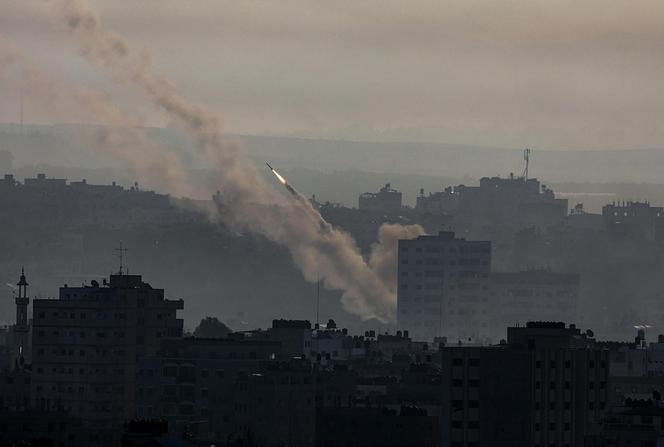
[1,1,664,446]
[1,0,664,150]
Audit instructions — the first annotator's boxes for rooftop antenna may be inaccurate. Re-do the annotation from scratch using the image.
[115,242,128,275]
[522,148,531,180]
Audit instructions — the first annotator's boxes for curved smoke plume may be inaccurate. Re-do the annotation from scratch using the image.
[43,0,424,322]
[0,37,197,198]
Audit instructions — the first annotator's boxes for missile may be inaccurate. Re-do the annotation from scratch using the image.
[265,161,333,233]
[266,161,289,187]
[267,161,304,197]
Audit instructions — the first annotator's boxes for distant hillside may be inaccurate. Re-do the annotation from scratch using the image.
[2,124,664,212]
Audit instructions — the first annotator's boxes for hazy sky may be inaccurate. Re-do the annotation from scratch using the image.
[1,0,664,150]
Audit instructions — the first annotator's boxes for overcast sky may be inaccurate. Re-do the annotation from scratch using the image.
[1,0,663,150]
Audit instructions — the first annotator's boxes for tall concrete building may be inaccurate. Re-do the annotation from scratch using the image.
[397,231,491,343]
[441,322,609,447]
[31,273,184,443]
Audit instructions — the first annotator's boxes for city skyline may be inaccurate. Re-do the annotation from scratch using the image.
[2,1,664,445]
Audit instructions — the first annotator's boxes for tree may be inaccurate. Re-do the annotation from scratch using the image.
[193,316,231,338]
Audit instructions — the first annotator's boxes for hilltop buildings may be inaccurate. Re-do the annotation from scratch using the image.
[602,201,664,241]
[359,183,403,213]
[416,175,568,227]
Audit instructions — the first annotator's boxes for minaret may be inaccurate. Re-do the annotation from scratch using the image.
[13,267,30,362]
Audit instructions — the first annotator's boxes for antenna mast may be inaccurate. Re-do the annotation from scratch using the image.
[115,242,128,275]
[522,148,531,180]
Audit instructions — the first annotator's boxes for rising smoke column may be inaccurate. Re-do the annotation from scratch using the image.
[370,223,426,297]
[0,37,198,198]
[45,0,424,322]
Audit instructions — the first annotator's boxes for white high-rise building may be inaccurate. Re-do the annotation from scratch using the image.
[397,231,491,343]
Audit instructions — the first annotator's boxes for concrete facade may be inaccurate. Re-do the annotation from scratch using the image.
[397,231,491,342]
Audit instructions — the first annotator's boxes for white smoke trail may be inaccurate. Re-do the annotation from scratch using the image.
[42,0,424,322]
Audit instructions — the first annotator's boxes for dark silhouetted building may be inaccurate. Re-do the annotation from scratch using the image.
[602,200,664,241]
[31,273,184,442]
[416,186,459,215]
[316,406,440,447]
[359,183,402,212]
[121,419,194,447]
[441,322,609,447]
[0,409,88,447]
[136,336,281,443]
[586,396,664,446]
[417,175,567,229]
